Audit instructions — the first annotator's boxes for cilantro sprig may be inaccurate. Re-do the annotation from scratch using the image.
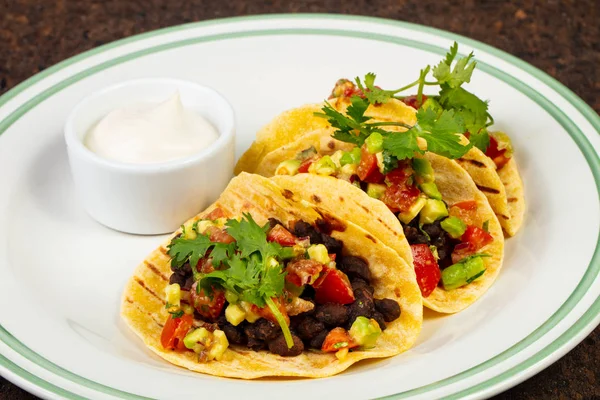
[320,42,494,153]
[167,214,294,348]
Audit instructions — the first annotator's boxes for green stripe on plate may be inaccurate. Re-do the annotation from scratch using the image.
[0,15,599,400]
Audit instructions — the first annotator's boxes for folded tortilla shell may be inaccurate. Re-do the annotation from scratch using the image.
[121,173,422,378]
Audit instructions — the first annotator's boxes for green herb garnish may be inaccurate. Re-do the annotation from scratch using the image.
[167,214,294,348]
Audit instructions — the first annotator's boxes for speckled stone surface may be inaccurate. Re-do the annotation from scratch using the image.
[0,0,599,399]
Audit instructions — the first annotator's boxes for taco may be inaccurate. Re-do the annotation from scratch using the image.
[121,173,422,379]
[260,128,504,313]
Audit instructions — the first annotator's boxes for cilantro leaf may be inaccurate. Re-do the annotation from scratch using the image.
[180,213,293,348]
[167,234,213,270]
[316,97,372,146]
[383,129,421,160]
[210,242,236,267]
[358,73,395,104]
[382,152,399,174]
[433,42,476,89]
[383,108,471,160]
[438,85,490,151]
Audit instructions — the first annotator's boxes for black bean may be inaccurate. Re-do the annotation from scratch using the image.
[300,285,316,300]
[247,337,266,350]
[421,222,442,238]
[221,323,246,345]
[268,334,304,356]
[268,218,284,228]
[321,233,343,254]
[169,273,186,286]
[244,319,280,341]
[347,289,375,325]
[351,278,374,295]
[403,225,429,244]
[293,221,322,244]
[375,299,401,322]
[314,303,349,327]
[182,276,194,291]
[296,316,325,340]
[371,311,387,331]
[337,256,371,282]
[309,329,329,349]
[172,262,192,275]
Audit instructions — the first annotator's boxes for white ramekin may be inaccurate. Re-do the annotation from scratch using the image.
[64,78,235,235]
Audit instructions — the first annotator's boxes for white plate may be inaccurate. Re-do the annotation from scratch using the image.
[1,14,599,400]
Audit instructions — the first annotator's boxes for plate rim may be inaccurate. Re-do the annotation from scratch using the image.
[1,13,599,400]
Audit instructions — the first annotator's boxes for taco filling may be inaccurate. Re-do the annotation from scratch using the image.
[163,209,402,360]
[276,147,494,298]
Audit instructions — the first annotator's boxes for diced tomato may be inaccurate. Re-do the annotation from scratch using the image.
[485,136,511,169]
[267,224,298,246]
[451,226,494,264]
[321,327,358,352]
[286,258,324,286]
[206,226,235,244]
[190,283,226,320]
[196,257,215,274]
[205,207,225,220]
[329,253,337,261]
[314,267,355,304]
[461,226,493,250]
[385,166,411,185]
[298,156,317,173]
[356,145,385,183]
[402,94,428,109]
[251,297,290,325]
[381,182,421,214]
[161,313,193,351]
[451,242,473,264]
[453,200,478,211]
[410,244,441,297]
[449,201,479,227]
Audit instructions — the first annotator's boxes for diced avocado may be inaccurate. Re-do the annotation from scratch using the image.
[421,97,443,115]
[398,196,427,224]
[349,316,382,349]
[366,183,387,199]
[412,158,435,183]
[375,152,385,173]
[365,132,384,154]
[420,182,442,200]
[181,303,194,315]
[275,159,301,176]
[184,328,230,360]
[329,150,344,168]
[194,220,214,235]
[441,216,467,239]
[225,304,246,326]
[207,330,229,361]
[442,256,486,290]
[224,290,239,304]
[164,283,181,310]
[340,163,357,176]
[240,301,261,323]
[285,281,305,297]
[308,244,330,264]
[340,147,361,166]
[419,199,448,225]
[183,327,211,350]
[314,156,337,176]
[279,247,297,259]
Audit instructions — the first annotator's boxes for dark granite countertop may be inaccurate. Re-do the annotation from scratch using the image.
[1,1,598,399]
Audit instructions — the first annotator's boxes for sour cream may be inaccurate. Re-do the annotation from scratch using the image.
[85,92,219,164]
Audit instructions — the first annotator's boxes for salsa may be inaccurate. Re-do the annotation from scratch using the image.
[163,211,402,360]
